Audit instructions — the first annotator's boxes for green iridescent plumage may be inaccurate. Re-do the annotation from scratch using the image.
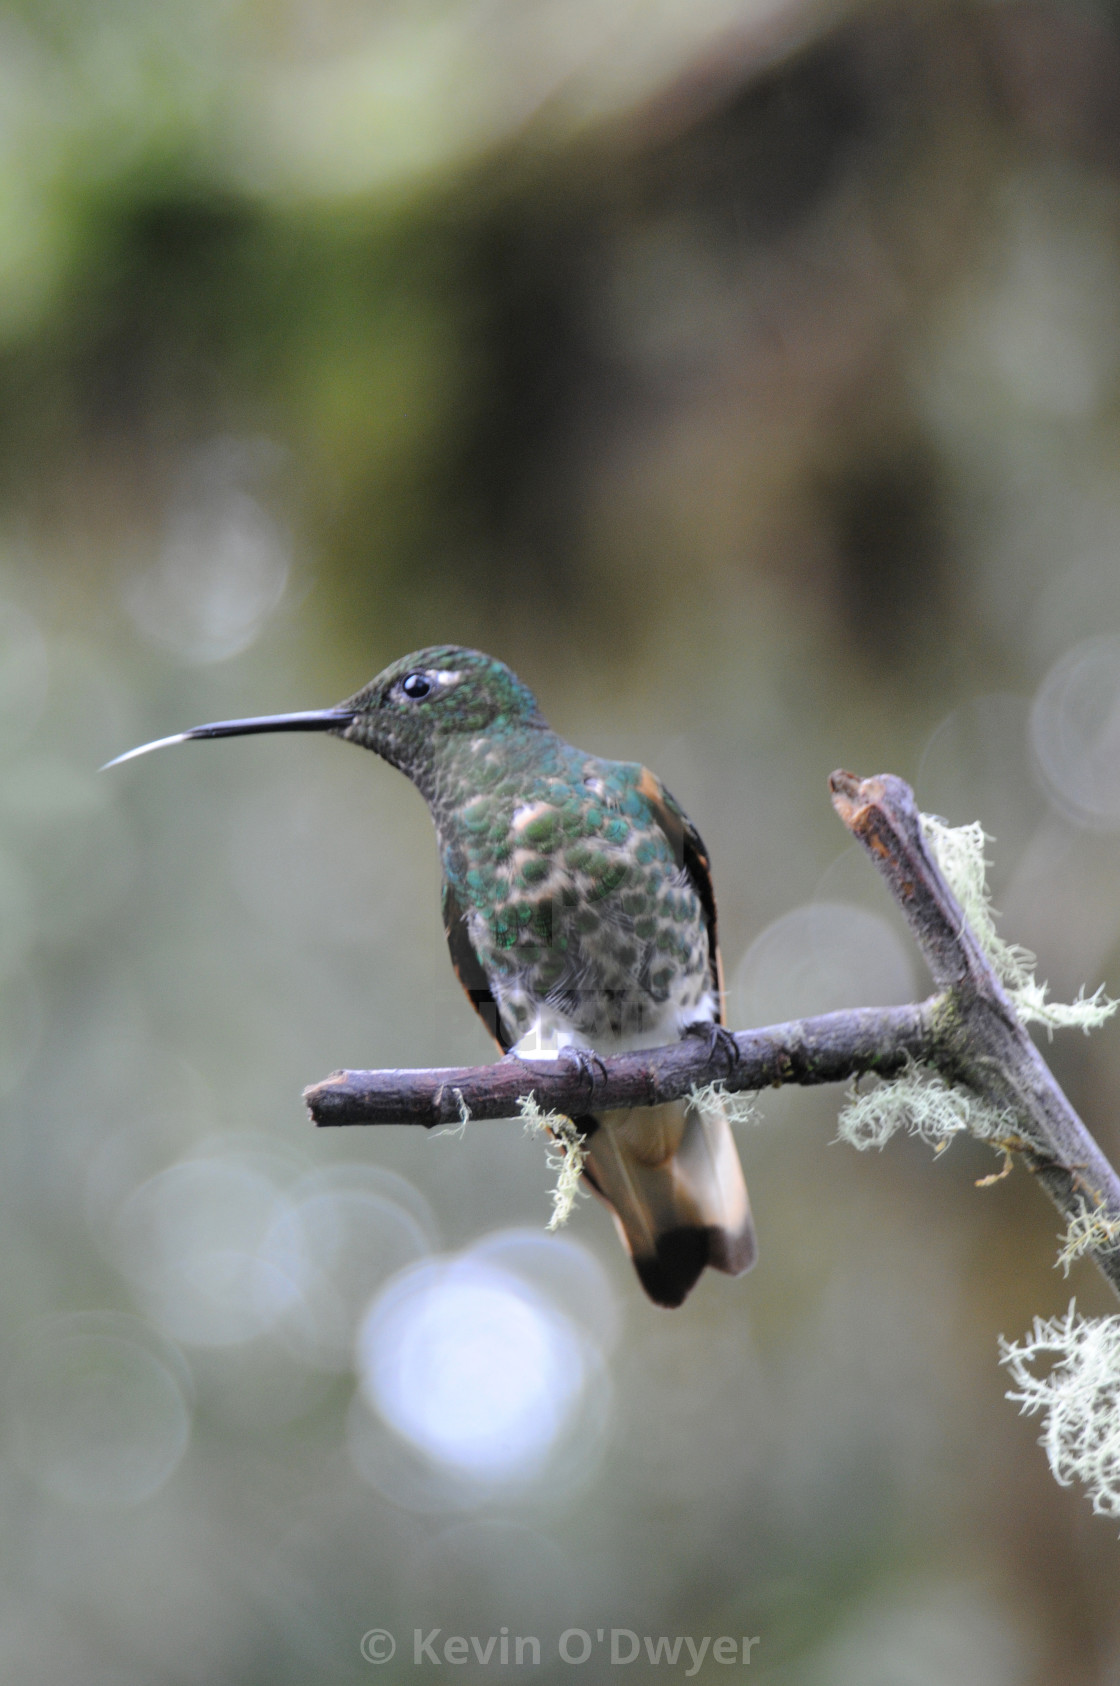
[338,648,716,1056]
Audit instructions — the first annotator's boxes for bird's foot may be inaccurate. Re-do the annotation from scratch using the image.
[684,1020,741,1078]
[559,1044,610,1111]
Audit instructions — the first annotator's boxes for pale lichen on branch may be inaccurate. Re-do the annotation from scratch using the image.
[920,813,1117,1035]
[687,1082,758,1128]
[837,1060,1009,1154]
[519,1095,589,1230]
[1058,1205,1120,1276]
[1001,1305,1120,1520]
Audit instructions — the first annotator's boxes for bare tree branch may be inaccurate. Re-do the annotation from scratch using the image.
[304,770,1120,1298]
[304,1000,937,1126]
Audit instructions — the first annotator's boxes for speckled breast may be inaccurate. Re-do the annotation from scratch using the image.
[444,751,714,1049]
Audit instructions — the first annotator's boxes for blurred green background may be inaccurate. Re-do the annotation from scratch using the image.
[7,0,1120,1680]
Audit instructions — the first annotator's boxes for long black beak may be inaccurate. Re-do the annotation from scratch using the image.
[102,709,357,770]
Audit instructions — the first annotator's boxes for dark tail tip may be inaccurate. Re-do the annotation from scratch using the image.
[634,1221,758,1307]
[633,1227,712,1309]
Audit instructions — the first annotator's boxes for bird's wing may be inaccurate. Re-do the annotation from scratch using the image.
[636,767,725,1022]
[441,879,511,1052]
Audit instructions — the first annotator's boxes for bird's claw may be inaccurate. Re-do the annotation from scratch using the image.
[560,1045,609,1111]
[684,1020,741,1078]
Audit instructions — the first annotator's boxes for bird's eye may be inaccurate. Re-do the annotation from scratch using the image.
[401,673,433,700]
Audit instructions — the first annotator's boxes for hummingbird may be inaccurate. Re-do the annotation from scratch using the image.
[108,646,756,1307]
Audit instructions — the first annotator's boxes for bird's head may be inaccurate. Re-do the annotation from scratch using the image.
[337,646,547,787]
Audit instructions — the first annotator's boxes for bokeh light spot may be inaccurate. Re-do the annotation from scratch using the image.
[112,1158,298,1348]
[357,1258,586,1482]
[733,901,916,1029]
[10,1315,190,1507]
[268,1176,432,1371]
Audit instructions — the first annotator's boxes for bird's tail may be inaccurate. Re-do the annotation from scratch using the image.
[577,1094,755,1307]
